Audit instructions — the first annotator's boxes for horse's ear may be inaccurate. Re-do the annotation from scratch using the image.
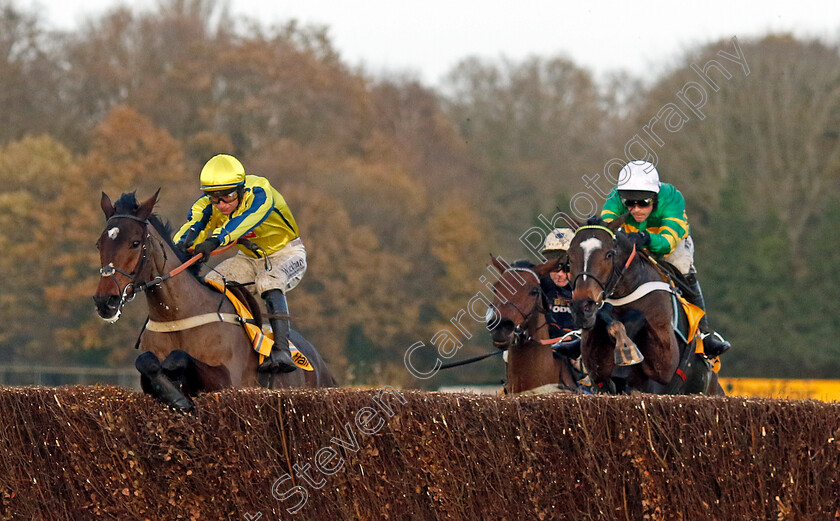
[606,213,627,232]
[137,188,160,220]
[534,256,561,277]
[100,192,115,219]
[555,206,583,231]
[615,230,632,249]
[490,254,509,274]
[567,218,584,231]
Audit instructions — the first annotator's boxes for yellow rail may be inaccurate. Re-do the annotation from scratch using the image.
[719,378,840,401]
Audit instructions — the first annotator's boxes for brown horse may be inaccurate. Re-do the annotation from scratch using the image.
[93,191,336,411]
[566,216,723,395]
[487,256,581,394]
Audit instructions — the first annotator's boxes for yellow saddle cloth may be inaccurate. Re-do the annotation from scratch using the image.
[205,280,313,371]
[676,294,721,373]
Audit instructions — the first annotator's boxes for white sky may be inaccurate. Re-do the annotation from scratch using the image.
[28,0,840,85]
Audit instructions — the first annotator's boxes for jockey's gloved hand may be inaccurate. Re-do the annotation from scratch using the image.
[194,237,221,264]
[627,231,651,248]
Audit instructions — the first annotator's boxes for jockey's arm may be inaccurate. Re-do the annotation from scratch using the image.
[645,187,689,256]
[600,187,689,256]
[173,197,213,247]
[213,185,275,246]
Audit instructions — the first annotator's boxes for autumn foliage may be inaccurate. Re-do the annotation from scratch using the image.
[1,1,839,383]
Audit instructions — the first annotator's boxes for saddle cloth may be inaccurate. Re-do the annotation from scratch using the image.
[205,280,313,371]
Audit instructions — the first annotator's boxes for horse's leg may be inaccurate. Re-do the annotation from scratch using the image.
[135,351,194,412]
[592,304,642,367]
[160,350,232,397]
[706,371,726,396]
[581,327,617,393]
[268,369,307,389]
[608,321,645,366]
[555,357,582,392]
[639,322,680,385]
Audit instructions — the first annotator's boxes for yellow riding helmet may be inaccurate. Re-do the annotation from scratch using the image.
[199,154,246,191]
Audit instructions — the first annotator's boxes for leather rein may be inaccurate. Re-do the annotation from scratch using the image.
[98,214,230,319]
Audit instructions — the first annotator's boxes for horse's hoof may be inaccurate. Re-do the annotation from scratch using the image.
[170,397,195,413]
[614,341,645,366]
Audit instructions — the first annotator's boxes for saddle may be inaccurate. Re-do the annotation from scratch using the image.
[643,254,698,302]
[662,292,716,394]
[209,281,314,371]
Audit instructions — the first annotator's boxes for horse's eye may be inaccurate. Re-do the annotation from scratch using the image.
[131,240,141,248]
[530,287,540,295]
[605,251,614,259]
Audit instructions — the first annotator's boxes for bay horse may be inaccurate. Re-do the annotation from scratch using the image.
[93,190,336,411]
[566,216,724,395]
[487,256,581,394]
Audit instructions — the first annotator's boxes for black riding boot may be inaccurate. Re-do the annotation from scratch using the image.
[685,274,731,357]
[260,289,298,373]
[552,332,581,359]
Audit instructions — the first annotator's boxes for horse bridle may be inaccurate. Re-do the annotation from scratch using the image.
[492,267,548,346]
[569,225,637,307]
[99,214,172,317]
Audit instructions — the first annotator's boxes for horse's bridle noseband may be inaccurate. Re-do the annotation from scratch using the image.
[569,225,637,307]
[492,267,548,347]
[98,214,163,320]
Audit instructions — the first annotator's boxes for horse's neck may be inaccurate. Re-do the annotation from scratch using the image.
[506,314,558,392]
[142,228,220,321]
[615,257,661,296]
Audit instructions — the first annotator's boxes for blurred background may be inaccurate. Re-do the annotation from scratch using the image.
[1,0,838,391]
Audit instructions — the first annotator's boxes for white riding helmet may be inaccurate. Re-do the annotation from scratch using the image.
[617,160,661,194]
[541,228,574,253]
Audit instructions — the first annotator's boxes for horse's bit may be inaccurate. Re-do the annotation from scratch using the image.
[569,226,637,307]
[493,267,547,346]
[98,214,155,320]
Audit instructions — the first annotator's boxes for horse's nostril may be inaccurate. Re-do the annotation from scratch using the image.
[93,295,119,311]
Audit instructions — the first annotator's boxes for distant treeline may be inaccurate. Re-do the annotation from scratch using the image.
[1,0,838,385]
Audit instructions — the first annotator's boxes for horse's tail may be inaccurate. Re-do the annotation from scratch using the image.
[290,329,338,387]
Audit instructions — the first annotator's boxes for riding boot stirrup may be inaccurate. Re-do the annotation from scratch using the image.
[551,330,582,359]
[702,331,731,357]
[260,290,298,374]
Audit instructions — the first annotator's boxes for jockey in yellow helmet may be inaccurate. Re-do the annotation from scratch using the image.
[173,154,305,374]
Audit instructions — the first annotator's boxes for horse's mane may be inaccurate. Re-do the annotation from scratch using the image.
[512,259,535,269]
[114,192,193,267]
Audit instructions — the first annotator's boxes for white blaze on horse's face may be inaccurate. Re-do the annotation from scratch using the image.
[580,237,602,281]
[107,227,120,240]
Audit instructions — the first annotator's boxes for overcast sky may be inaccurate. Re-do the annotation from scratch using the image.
[29,0,840,85]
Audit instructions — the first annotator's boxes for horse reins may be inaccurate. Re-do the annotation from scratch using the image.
[99,214,232,314]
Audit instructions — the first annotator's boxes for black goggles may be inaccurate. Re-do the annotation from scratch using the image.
[206,189,239,204]
[553,261,570,273]
[623,198,654,208]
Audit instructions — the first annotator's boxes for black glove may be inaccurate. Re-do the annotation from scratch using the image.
[627,231,651,248]
[194,237,221,263]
